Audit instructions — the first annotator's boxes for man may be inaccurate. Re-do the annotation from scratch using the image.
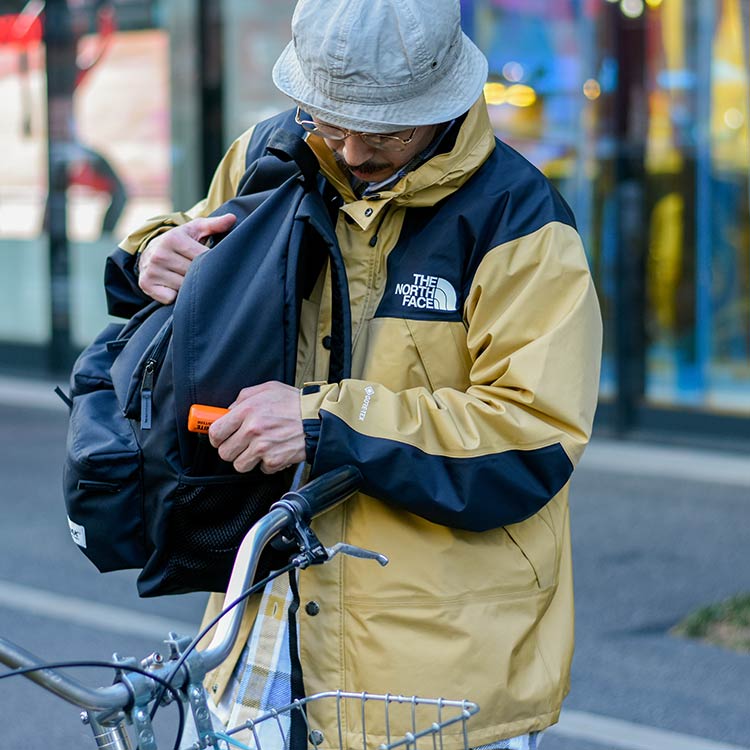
[121,0,602,747]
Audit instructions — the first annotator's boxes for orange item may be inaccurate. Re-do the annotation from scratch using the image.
[187,404,229,433]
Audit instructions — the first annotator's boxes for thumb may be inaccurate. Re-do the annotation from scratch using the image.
[206,212,237,233]
[189,213,237,241]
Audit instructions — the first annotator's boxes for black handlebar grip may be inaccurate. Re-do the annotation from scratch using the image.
[277,465,362,521]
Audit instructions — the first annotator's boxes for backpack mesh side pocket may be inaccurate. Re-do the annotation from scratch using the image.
[136,470,292,596]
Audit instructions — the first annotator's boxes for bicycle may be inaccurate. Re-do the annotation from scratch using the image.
[0,465,479,750]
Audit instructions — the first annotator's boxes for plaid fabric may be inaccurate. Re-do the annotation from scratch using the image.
[213,574,295,748]
[206,575,541,750]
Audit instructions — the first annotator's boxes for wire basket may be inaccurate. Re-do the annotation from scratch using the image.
[215,691,480,750]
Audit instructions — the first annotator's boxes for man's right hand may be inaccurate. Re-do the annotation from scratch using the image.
[138,213,237,304]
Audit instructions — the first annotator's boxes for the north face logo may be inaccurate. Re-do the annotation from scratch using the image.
[394,274,458,311]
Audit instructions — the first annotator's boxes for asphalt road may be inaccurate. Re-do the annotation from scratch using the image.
[0,398,748,749]
[0,403,207,746]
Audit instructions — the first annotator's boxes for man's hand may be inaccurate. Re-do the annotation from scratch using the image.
[138,213,237,304]
[208,382,306,474]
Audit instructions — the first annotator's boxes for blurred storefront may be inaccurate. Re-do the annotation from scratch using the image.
[0,0,748,445]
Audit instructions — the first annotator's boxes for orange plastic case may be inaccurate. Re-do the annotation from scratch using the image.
[187,404,229,433]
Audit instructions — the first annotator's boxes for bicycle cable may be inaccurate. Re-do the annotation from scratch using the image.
[149,560,297,742]
[0,659,185,750]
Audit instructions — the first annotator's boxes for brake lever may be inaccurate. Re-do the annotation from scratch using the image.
[325,542,389,567]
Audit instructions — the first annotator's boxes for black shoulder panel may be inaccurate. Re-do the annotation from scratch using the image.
[374,138,577,320]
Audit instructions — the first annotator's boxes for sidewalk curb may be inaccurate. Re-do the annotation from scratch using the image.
[580,438,750,488]
[552,709,750,750]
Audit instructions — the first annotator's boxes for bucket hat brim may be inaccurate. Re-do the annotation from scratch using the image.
[272,31,488,132]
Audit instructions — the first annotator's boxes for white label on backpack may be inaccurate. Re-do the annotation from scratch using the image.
[67,516,87,549]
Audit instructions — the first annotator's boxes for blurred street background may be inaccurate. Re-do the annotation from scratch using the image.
[0,0,749,748]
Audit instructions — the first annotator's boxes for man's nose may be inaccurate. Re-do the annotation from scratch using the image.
[339,135,376,166]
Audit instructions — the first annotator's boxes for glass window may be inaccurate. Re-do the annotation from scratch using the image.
[0,0,171,358]
[643,0,750,413]
[222,0,296,141]
[464,0,750,417]
[461,0,612,393]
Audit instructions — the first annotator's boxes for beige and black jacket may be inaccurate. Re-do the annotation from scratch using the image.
[121,96,603,746]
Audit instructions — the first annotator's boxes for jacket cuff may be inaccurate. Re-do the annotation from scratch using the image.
[118,215,189,256]
[300,382,340,464]
[104,248,154,318]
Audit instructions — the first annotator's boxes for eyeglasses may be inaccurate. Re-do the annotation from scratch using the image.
[295,108,418,152]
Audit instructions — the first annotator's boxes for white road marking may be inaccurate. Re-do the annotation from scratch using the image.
[0,376,66,411]
[551,709,750,750]
[0,579,198,641]
[579,439,750,488]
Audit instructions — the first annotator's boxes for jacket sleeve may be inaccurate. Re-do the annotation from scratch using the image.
[117,127,256,257]
[300,221,602,532]
[103,128,256,317]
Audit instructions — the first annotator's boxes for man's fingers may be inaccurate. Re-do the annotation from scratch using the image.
[143,247,193,277]
[147,285,178,305]
[137,215,238,303]
[206,382,305,473]
[138,266,190,302]
[208,407,249,451]
[186,213,237,243]
[233,449,261,474]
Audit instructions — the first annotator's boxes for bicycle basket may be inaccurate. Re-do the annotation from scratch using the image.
[214,691,480,750]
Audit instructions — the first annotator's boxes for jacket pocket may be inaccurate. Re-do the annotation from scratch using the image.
[404,318,471,391]
[503,508,559,590]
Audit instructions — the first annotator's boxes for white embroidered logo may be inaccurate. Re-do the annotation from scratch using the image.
[358,385,376,421]
[394,274,457,311]
[67,516,87,549]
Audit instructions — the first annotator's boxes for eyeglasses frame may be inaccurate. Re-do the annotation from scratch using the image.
[294,107,418,151]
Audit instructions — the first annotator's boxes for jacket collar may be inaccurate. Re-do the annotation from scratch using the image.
[306,95,496,230]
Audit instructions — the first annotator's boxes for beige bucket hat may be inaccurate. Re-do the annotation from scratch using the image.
[272,0,488,132]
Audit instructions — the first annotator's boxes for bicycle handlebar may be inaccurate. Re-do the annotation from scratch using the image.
[272,463,363,521]
[0,637,131,712]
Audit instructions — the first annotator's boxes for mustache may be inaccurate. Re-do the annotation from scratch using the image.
[334,151,390,176]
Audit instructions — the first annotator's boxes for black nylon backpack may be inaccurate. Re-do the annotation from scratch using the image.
[62,130,351,597]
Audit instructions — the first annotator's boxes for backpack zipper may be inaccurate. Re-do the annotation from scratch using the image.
[140,317,173,430]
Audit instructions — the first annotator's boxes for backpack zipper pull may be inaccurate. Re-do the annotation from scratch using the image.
[140,360,155,429]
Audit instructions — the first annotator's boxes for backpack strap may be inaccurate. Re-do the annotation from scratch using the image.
[265,129,321,189]
[172,130,352,463]
[287,569,308,750]
[243,129,352,383]
[232,129,320,199]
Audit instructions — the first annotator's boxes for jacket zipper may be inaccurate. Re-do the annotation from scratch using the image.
[140,317,173,430]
